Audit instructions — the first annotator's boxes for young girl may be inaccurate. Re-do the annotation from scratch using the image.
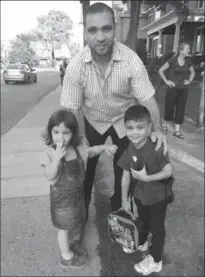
[40,108,118,270]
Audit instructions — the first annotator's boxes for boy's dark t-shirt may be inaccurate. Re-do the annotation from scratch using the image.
[167,56,192,88]
[117,137,171,205]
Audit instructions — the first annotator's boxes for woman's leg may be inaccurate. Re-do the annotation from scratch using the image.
[174,88,188,132]
[164,87,177,126]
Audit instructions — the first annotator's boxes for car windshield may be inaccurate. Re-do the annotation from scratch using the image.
[7,65,26,70]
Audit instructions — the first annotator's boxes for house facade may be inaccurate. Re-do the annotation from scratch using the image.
[112,1,149,42]
[30,41,71,67]
[140,0,204,58]
[113,1,204,60]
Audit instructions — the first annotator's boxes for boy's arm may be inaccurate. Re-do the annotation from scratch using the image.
[121,170,131,203]
[146,163,172,182]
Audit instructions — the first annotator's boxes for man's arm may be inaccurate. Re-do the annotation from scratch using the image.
[139,95,162,132]
[130,55,167,154]
[60,59,86,138]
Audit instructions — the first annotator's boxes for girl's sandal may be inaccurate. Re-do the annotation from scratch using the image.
[162,126,168,134]
[173,131,184,139]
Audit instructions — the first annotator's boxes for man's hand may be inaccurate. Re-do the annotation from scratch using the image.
[131,166,150,182]
[105,145,118,156]
[151,131,167,155]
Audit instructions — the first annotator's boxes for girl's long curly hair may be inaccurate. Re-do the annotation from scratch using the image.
[42,108,80,148]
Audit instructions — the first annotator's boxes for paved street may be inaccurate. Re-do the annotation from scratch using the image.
[1,86,204,276]
[1,70,60,135]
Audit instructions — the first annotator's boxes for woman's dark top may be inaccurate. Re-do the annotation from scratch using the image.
[167,56,192,88]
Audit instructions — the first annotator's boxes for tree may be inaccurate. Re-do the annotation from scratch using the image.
[8,34,36,64]
[19,30,43,42]
[80,1,90,46]
[37,10,73,65]
[122,0,189,51]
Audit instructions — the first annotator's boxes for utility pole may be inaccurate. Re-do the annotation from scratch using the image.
[80,0,90,46]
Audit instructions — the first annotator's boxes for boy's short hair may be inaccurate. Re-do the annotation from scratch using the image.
[124,105,151,123]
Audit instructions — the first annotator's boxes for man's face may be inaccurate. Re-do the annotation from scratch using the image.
[85,11,115,56]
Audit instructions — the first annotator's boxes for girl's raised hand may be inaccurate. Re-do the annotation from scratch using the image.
[53,141,66,162]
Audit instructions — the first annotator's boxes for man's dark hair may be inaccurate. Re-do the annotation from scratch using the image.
[124,105,151,124]
[85,2,115,26]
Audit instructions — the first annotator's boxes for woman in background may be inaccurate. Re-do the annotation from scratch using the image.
[158,42,195,139]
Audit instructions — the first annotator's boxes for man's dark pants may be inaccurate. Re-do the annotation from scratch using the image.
[84,118,129,213]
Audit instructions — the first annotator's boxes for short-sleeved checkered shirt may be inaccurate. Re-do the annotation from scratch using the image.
[60,41,155,139]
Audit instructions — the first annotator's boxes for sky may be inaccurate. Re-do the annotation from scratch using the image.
[1,1,112,46]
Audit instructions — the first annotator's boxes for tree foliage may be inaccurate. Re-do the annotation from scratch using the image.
[36,10,73,63]
[8,34,36,63]
[37,10,73,43]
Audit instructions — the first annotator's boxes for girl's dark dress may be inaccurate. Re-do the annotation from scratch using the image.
[50,147,86,241]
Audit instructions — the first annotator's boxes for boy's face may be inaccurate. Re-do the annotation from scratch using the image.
[125,119,151,148]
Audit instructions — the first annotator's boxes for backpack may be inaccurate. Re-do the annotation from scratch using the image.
[108,209,143,252]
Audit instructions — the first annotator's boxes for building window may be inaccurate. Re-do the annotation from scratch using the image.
[151,37,159,57]
[197,0,204,8]
[194,27,204,54]
[155,10,161,20]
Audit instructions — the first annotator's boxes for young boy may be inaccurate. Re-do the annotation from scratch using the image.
[117,105,173,276]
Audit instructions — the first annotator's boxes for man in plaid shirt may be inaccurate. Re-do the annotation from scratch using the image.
[60,3,167,216]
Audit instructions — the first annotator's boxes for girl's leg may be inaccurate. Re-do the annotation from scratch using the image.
[58,228,88,269]
[58,230,73,260]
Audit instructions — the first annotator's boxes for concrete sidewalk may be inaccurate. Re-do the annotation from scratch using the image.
[1,85,204,276]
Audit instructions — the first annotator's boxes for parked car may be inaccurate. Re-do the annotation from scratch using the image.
[3,64,37,84]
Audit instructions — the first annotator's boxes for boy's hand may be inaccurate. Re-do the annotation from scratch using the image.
[131,166,150,182]
[105,145,118,156]
[53,141,66,162]
[122,199,131,212]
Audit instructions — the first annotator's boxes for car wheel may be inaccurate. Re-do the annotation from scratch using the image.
[4,80,9,84]
[34,75,37,83]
